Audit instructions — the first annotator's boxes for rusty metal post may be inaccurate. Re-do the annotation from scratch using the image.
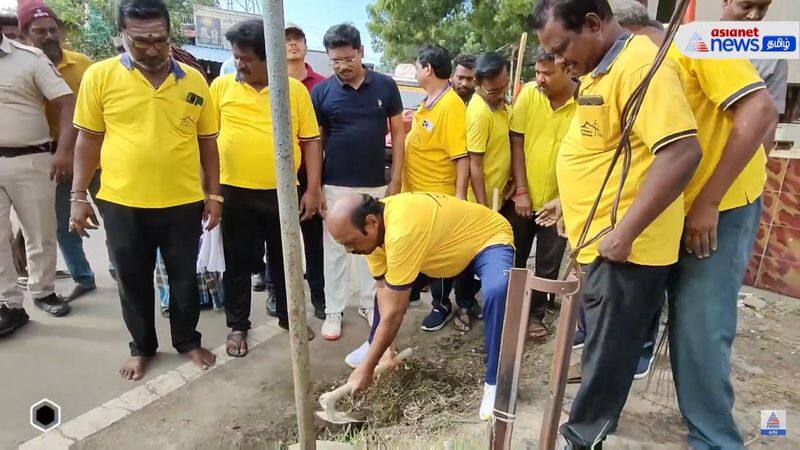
[490,268,532,449]
[539,273,581,450]
[489,269,581,449]
[260,1,315,448]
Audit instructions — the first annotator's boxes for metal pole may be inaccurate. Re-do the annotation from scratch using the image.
[260,1,316,449]
[490,268,532,449]
[539,277,581,450]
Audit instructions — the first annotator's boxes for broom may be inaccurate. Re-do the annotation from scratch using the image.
[643,313,677,411]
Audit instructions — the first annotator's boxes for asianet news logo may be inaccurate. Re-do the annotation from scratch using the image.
[676,21,799,59]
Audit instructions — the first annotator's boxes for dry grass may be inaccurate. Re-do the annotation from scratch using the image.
[309,332,487,446]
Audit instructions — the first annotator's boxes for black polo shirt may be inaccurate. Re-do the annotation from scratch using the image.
[311,70,403,187]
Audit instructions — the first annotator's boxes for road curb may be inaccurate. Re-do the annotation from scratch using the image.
[19,323,283,450]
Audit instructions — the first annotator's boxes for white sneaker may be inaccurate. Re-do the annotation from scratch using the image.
[345,341,370,368]
[479,383,497,421]
[358,307,374,327]
[321,313,342,340]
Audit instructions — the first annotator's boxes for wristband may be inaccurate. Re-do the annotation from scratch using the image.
[70,198,92,205]
[515,187,528,194]
[207,194,224,204]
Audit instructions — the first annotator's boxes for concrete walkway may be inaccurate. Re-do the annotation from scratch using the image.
[0,227,365,448]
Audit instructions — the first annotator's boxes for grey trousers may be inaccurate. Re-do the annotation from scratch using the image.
[561,259,669,448]
[0,152,57,308]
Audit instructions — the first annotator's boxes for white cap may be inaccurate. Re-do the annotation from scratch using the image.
[285,22,304,37]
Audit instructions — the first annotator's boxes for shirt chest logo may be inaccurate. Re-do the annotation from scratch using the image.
[377,99,383,109]
[421,119,434,132]
[580,120,603,138]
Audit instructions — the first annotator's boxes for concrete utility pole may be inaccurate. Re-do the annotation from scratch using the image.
[260,1,316,448]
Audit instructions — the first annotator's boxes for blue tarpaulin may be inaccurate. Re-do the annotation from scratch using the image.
[182,45,231,63]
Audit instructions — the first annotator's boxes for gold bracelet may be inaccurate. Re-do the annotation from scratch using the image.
[207,194,224,204]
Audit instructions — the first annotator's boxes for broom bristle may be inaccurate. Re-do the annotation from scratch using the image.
[644,322,677,411]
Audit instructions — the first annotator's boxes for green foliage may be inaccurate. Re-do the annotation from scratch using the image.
[48,0,214,60]
[49,0,115,59]
[80,5,118,59]
[366,0,540,69]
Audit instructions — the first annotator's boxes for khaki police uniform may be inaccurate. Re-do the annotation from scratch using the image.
[0,37,71,308]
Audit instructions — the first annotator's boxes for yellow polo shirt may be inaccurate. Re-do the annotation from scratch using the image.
[366,193,514,288]
[667,46,767,212]
[466,96,512,204]
[403,87,467,195]
[74,54,218,208]
[210,74,319,189]
[46,49,93,140]
[510,83,576,211]
[558,33,698,266]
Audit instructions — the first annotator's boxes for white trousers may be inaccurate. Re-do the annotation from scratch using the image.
[0,153,57,308]
[323,184,386,315]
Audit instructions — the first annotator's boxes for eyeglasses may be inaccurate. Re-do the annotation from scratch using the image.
[123,31,170,51]
[478,84,509,96]
[329,56,358,67]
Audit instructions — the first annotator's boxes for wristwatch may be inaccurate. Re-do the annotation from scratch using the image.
[207,194,224,204]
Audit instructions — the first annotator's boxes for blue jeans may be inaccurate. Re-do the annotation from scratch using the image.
[668,198,761,450]
[55,180,95,288]
[369,245,513,385]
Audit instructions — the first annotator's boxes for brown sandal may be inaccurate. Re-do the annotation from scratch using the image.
[526,320,549,341]
[567,362,582,384]
[453,309,471,332]
[226,330,249,357]
[278,321,315,341]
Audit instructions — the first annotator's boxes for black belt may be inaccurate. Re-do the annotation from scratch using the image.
[0,143,53,158]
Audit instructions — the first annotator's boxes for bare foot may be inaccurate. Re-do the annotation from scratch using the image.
[119,356,150,381]
[186,347,216,370]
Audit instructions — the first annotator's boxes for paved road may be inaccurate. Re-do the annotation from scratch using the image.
[0,226,364,448]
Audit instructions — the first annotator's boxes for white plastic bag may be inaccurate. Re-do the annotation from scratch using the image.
[197,222,225,274]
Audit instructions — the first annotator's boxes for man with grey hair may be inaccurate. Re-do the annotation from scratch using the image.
[610,0,664,36]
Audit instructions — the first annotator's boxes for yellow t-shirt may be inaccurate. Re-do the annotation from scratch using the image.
[210,74,320,189]
[667,45,767,212]
[558,33,698,266]
[74,54,219,208]
[47,49,93,140]
[366,193,514,287]
[402,87,467,195]
[466,96,512,204]
[510,83,576,211]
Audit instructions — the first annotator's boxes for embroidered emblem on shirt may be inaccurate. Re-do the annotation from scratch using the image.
[421,119,434,132]
[377,99,383,109]
[580,121,603,138]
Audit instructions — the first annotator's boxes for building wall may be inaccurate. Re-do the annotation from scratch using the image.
[307,50,334,77]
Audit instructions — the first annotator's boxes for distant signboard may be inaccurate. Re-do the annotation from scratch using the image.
[193,5,260,50]
[393,63,417,82]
